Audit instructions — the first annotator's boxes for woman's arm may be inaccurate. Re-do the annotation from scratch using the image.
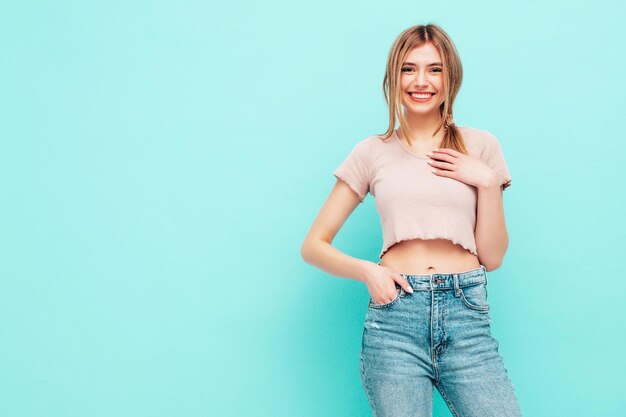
[300,180,376,282]
[428,144,511,272]
[474,179,509,271]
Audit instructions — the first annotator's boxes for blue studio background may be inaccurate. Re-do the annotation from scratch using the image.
[1,1,625,416]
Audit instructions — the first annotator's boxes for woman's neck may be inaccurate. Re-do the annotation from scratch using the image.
[401,112,444,143]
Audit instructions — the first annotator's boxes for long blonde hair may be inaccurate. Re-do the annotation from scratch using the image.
[379,23,467,154]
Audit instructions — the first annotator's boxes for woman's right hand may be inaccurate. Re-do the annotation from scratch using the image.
[362,262,414,305]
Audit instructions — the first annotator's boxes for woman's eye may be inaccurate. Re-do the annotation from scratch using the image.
[432,68,442,73]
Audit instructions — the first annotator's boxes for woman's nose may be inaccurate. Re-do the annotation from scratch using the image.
[413,72,428,86]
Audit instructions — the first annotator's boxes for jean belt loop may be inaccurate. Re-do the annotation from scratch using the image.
[482,265,488,286]
[453,273,460,297]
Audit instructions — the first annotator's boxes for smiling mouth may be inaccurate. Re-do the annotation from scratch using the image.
[407,92,435,102]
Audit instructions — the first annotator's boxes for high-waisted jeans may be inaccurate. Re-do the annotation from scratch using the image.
[360,265,523,417]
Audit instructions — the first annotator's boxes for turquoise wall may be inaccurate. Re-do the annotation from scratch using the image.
[1,1,624,416]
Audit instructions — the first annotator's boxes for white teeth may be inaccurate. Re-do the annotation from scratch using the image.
[410,93,433,99]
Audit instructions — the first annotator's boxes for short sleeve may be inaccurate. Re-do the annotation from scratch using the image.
[482,132,512,191]
[333,139,371,203]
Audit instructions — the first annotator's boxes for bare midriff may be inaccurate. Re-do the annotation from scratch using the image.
[379,238,481,275]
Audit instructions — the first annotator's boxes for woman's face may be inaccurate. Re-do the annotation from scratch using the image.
[400,43,446,116]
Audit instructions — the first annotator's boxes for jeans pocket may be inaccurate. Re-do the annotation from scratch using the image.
[368,286,404,309]
[459,282,490,312]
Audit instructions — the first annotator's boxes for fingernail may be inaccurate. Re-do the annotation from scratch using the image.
[406,287,414,293]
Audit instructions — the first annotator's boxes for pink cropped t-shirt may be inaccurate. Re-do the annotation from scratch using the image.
[333,126,512,259]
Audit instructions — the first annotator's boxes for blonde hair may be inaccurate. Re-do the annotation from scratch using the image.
[378,23,467,154]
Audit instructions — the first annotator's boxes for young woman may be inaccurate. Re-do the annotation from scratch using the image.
[301,23,523,417]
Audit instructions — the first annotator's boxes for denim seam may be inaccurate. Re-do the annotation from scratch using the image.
[459,287,490,312]
[360,346,378,416]
[434,381,461,417]
[441,299,448,355]
[430,290,440,382]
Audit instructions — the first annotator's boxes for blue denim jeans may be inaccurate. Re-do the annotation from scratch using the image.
[360,265,523,417]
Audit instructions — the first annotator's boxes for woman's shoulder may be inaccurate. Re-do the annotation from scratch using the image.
[366,131,397,147]
[458,125,497,140]
[344,132,395,152]
[458,125,503,152]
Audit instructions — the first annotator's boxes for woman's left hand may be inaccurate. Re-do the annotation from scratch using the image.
[427,148,498,189]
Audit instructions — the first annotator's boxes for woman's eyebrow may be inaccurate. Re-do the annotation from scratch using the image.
[402,62,442,66]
